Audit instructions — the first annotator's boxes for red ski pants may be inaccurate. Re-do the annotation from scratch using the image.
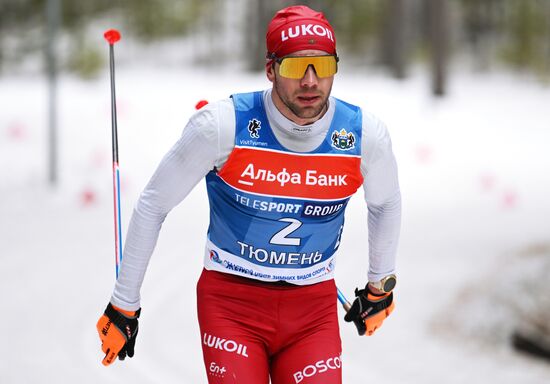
[197,269,343,384]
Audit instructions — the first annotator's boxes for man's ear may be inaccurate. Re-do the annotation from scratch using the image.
[266,63,275,83]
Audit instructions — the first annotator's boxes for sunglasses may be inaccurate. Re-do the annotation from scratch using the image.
[275,55,339,79]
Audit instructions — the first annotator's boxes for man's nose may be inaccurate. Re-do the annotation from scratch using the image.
[300,65,319,87]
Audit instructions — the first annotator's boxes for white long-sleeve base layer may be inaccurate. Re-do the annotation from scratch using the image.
[111,89,401,311]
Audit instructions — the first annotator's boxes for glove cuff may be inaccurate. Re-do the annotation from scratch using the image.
[111,304,140,318]
[365,284,390,298]
[105,303,141,327]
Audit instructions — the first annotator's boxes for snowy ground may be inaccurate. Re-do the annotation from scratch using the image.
[1,63,550,383]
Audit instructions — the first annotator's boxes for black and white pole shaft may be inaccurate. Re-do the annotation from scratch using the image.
[103,29,123,278]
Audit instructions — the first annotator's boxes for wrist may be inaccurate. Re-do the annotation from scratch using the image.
[366,283,385,296]
[368,274,397,294]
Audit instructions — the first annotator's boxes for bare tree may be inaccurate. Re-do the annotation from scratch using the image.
[427,0,450,96]
[245,0,272,72]
[45,0,60,186]
[381,0,408,79]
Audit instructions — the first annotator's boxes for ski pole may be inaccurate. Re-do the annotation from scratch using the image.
[104,29,123,279]
[337,287,352,312]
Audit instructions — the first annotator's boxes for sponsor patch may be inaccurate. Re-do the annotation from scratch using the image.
[293,355,342,383]
[331,129,355,150]
[203,333,249,358]
[208,361,227,379]
[248,118,261,139]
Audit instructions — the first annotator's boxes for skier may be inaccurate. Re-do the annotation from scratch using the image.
[97,5,401,384]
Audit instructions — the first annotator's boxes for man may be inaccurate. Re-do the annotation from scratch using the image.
[97,5,401,384]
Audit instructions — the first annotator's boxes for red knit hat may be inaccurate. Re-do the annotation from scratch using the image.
[266,5,336,59]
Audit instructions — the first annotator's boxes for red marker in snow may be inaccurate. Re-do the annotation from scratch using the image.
[80,187,97,206]
[195,100,209,110]
[502,190,518,209]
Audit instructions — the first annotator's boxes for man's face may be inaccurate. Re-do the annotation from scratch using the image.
[267,50,335,126]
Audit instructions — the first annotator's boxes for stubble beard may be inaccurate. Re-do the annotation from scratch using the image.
[274,80,331,123]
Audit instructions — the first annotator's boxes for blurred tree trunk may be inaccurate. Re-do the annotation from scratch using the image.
[462,0,500,71]
[428,0,449,96]
[381,0,407,79]
[246,0,271,71]
[46,0,60,186]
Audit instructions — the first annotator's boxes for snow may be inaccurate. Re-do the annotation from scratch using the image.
[1,63,550,383]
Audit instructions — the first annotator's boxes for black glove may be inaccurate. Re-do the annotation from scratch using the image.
[344,285,394,336]
[96,303,141,365]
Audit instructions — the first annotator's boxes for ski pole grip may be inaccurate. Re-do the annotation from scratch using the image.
[338,288,365,334]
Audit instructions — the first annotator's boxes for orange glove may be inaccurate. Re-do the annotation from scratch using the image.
[96,303,141,366]
[344,285,394,336]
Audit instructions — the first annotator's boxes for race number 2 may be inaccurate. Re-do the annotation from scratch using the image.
[270,218,302,246]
